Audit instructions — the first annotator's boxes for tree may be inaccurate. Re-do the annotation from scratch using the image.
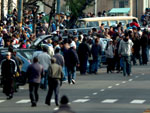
[23,0,56,33]
[65,0,94,28]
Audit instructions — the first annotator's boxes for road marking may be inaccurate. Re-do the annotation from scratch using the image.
[101,99,118,103]
[93,92,98,95]
[128,79,133,82]
[16,99,30,104]
[53,107,59,111]
[84,96,90,99]
[19,87,25,90]
[73,99,90,103]
[108,86,112,89]
[130,100,146,104]
[142,73,145,75]
[100,89,105,92]
[115,84,120,86]
[122,81,126,84]
[135,76,139,78]
[0,100,6,103]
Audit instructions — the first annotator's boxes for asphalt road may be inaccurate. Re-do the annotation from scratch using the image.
[0,64,150,113]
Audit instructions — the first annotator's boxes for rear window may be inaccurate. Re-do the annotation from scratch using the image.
[110,21,117,26]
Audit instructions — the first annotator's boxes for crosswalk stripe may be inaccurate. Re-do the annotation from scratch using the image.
[73,99,90,103]
[0,100,6,103]
[101,99,118,103]
[130,100,146,104]
[16,99,30,104]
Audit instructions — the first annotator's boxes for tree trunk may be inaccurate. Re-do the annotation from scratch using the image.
[48,0,56,30]
[1,0,4,21]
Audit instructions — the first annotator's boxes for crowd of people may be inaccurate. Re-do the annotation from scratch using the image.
[1,8,150,112]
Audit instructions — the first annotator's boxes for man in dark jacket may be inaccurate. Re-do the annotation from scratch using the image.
[78,37,91,75]
[1,52,17,99]
[65,41,80,84]
[26,57,43,107]
[45,57,63,106]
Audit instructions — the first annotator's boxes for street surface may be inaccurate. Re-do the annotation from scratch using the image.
[0,64,150,113]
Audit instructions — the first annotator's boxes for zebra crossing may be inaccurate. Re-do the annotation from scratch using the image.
[0,99,148,104]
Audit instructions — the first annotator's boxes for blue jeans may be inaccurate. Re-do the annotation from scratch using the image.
[63,66,68,81]
[92,57,100,73]
[67,66,76,84]
[40,70,48,90]
[122,56,132,76]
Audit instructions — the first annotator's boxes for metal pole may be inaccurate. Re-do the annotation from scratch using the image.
[136,0,138,17]
[57,0,60,14]
[130,0,133,16]
[17,0,23,32]
[95,0,97,16]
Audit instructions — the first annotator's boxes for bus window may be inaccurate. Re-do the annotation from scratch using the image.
[128,20,132,24]
[110,20,117,26]
[119,20,126,26]
[87,21,99,27]
[76,20,86,28]
[102,21,109,27]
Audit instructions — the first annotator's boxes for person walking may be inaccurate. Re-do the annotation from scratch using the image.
[91,38,101,74]
[78,37,91,75]
[65,41,80,84]
[118,32,134,76]
[1,52,17,99]
[26,57,43,107]
[141,29,149,65]
[38,46,51,90]
[105,39,115,73]
[53,95,76,113]
[45,57,64,106]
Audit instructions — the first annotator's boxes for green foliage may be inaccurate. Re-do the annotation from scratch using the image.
[65,0,94,17]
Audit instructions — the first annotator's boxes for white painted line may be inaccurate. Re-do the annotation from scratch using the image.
[122,81,126,84]
[84,96,90,99]
[130,100,146,104]
[100,89,105,92]
[0,100,6,103]
[102,99,118,103]
[128,79,133,82]
[19,87,25,90]
[108,86,112,89]
[16,99,30,104]
[73,99,90,103]
[135,76,139,78]
[53,107,59,111]
[93,92,98,95]
[142,73,145,75]
[115,84,120,86]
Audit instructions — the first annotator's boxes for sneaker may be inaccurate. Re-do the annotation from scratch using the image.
[31,102,37,107]
[7,94,13,100]
[45,101,50,106]
[72,79,76,84]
